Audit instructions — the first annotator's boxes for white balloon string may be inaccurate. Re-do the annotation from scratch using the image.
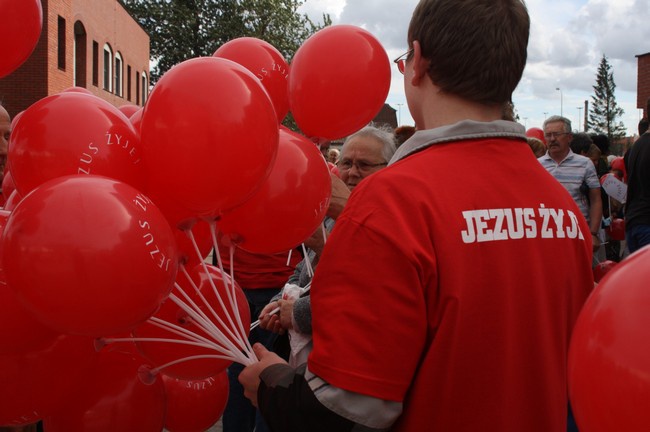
[207,220,255,362]
[321,221,327,245]
[250,306,280,331]
[149,354,246,377]
[228,242,257,362]
[102,336,228,353]
[168,292,248,362]
[148,316,224,346]
[186,227,250,353]
[286,249,293,266]
[173,276,245,351]
[249,281,312,331]
[301,243,314,278]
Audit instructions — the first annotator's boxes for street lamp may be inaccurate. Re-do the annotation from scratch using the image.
[523,117,528,128]
[577,106,583,132]
[543,112,548,120]
[556,87,563,117]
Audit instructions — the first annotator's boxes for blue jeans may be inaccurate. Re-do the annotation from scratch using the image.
[626,225,650,254]
[222,288,279,432]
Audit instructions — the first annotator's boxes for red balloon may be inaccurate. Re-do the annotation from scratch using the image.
[1,175,179,336]
[44,350,166,432]
[0,208,58,355]
[129,107,143,132]
[140,57,278,226]
[118,104,140,118]
[218,128,331,254]
[9,92,144,196]
[526,127,547,145]
[0,0,42,78]
[214,37,290,123]
[289,25,391,140]
[327,161,340,177]
[134,263,250,380]
[61,86,93,95]
[569,246,650,432]
[162,371,229,432]
[2,189,22,211]
[607,218,625,241]
[175,220,214,267]
[593,259,617,283]
[1,170,16,203]
[0,334,99,426]
[10,110,24,131]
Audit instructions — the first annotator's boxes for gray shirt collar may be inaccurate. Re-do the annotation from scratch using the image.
[389,120,527,165]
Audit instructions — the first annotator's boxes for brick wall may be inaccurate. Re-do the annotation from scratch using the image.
[637,52,650,118]
[0,0,149,119]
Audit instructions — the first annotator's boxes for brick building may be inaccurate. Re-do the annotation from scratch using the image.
[0,0,150,118]
[637,52,650,118]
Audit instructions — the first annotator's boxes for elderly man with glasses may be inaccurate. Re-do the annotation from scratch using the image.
[539,115,603,252]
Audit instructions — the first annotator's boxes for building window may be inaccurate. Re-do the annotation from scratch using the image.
[73,21,87,87]
[92,41,99,86]
[115,52,123,97]
[127,65,132,101]
[103,43,113,92]
[135,70,140,105]
[57,16,66,70]
[141,72,148,105]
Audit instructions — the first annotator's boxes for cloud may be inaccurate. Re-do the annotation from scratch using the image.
[299,0,649,135]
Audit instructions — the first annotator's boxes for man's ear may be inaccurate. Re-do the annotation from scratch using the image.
[409,40,430,87]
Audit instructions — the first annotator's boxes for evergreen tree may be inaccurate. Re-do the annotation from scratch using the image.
[588,54,626,141]
[121,0,331,83]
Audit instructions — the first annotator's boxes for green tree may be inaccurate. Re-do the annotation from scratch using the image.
[121,0,331,83]
[588,54,626,141]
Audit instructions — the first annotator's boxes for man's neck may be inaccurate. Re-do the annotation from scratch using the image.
[550,149,570,164]
[417,90,503,130]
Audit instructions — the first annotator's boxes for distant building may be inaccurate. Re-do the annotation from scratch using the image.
[0,0,150,118]
[373,103,398,130]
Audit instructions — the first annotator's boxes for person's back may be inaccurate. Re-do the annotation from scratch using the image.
[311,131,592,431]
[625,132,650,252]
[238,1,595,431]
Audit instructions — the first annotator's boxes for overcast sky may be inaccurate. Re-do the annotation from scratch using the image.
[298,0,650,136]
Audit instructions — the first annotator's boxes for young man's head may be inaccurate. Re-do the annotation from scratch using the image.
[407,0,529,106]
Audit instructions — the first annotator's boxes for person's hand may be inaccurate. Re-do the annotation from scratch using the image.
[327,172,350,219]
[278,299,295,330]
[303,225,326,258]
[259,301,284,334]
[239,343,287,407]
[592,233,601,252]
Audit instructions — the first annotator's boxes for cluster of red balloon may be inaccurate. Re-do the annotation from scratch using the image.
[569,246,650,431]
[0,22,391,430]
[0,0,42,78]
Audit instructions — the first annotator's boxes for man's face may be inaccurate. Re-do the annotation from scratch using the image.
[0,107,11,178]
[337,136,387,190]
[544,121,572,160]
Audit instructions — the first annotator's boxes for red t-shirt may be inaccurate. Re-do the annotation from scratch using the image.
[308,138,593,431]
[217,245,301,290]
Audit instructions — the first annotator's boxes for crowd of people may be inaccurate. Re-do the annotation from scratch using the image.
[1,0,649,431]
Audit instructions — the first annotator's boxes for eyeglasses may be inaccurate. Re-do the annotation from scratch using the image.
[393,49,413,74]
[337,159,388,173]
[544,131,570,140]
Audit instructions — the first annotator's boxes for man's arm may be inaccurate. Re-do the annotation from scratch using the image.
[240,344,401,432]
[589,187,603,250]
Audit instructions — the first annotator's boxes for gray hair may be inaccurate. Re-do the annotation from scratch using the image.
[543,115,572,133]
[342,124,397,162]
